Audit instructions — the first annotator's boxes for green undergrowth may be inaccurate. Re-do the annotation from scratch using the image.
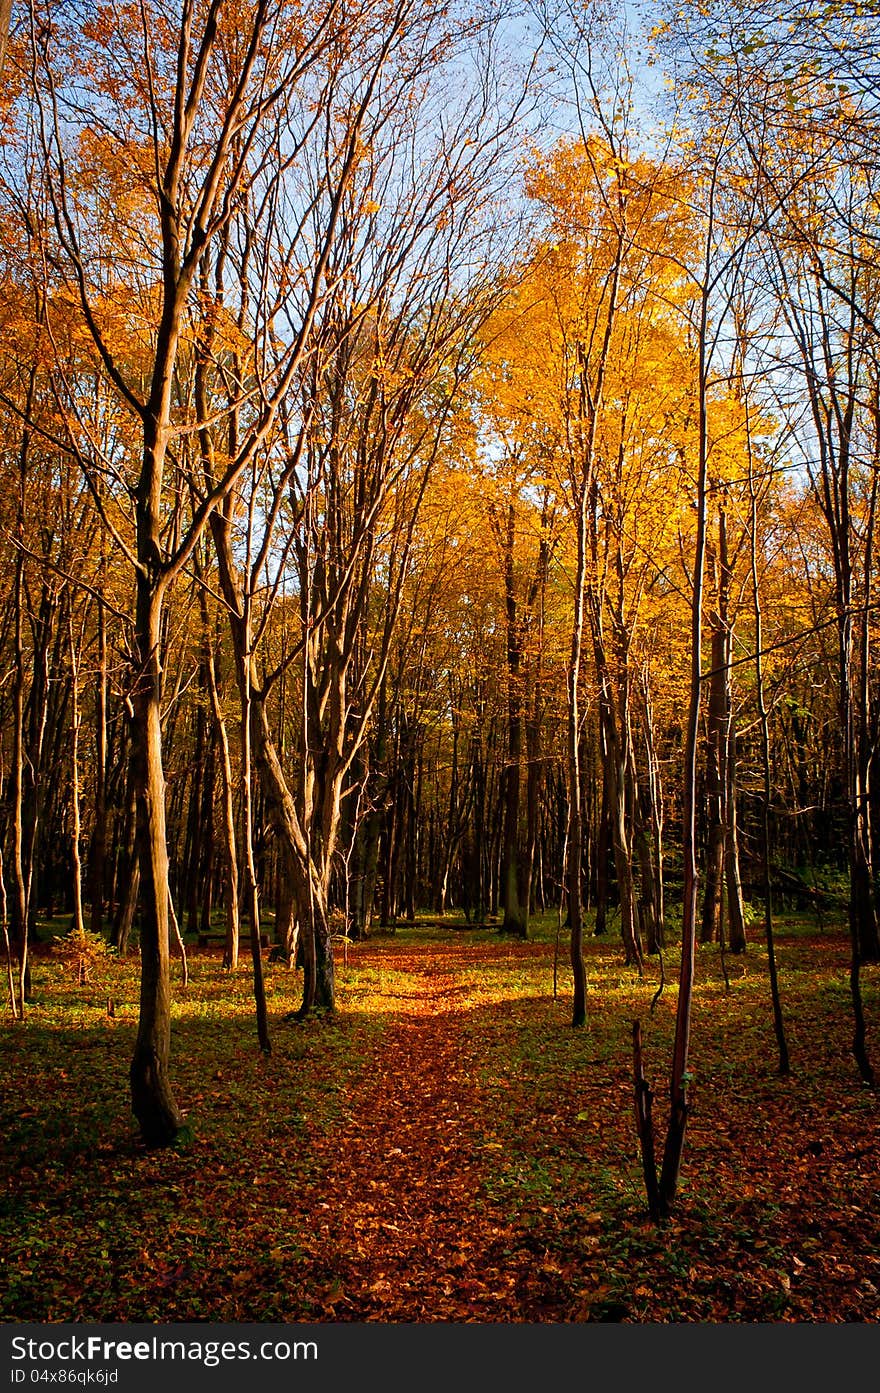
[1,921,879,1322]
[1,949,402,1321]
[451,928,880,1320]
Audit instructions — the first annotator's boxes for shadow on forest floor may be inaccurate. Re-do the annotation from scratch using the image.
[2,927,879,1321]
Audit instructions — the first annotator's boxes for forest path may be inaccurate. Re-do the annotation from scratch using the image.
[300,939,551,1320]
[7,926,877,1322]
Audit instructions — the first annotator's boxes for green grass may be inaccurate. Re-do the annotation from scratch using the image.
[2,918,879,1322]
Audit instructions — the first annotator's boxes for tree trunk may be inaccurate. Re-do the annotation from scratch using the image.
[111,762,138,953]
[274,860,298,964]
[11,526,28,1015]
[629,751,662,955]
[656,263,712,1216]
[700,528,728,946]
[23,583,57,938]
[241,671,271,1054]
[748,426,790,1075]
[199,584,240,970]
[523,698,542,925]
[68,611,86,938]
[594,770,610,937]
[567,485,589,1026]
[595,671,643,969]
[89,570,108,937]
[607,732,643,970]
[184,699,207,937]
[500,504,527,937]
[639,675,665,951]
[128,576,182,1148]
[350,803,381,938]
[725,724,747,955]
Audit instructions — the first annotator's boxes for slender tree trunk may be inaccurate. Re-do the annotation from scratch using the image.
[198,726,216,936]
[605,722,643,970]
[640,673,665,951]
[89,568,108,937]
[274,858,298,963]
[725,724,747,954]
[748,438,790,1075]
[593,655,642,969]
[843,611,875,1082]
[184,701,208,937]
[242,658,271,1054]
[111,761,139,953]
[210,504,334,1014]
[629,750,661,955]
[246,692,335,1013]
[380,779,399,928]
[500,504,527,937]
[436,712,461,915]
[197,574,241,970]
[594,769,610,937]
[351,804,381,938]
[701,524,728,945]
[523,702,542,923]
[470,733,487,923]
[23,584,59,936]
[168,893,188,989]
[128,571,182,1147]
[568,485,589,1026]
[214,708,240,972]
[68,612,85,938]
[522,536,548,924]
[11,526,28,1016]
[837,564,876,1080]
[1,845,17,1020]
[400,727,420,922]
[656,265,712,1214]
[792,286,877,1066]
[853,453,880,967]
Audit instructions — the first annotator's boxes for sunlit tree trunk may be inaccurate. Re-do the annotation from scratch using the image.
[656,226,714,1215]
[725,722,747,955]
[746,405,790,1076]
[202,636,240,971]
[522,521,550,922]
[567,482,589,1026]
[700,499,745,952]
[240,605,271,1055]
[639,669,665,952]
[501,505,527,936]
[128,542,182,1147]
[700,530,727,947]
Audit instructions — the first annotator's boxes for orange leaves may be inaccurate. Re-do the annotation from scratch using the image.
[470,136,706,701]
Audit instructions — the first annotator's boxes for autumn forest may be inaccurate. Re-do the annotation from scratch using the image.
[2,0,880,1325]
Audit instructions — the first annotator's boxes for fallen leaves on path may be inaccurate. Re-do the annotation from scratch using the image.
[2,925,879,1321]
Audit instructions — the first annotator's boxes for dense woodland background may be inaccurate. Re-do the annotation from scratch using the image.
[1,0,880,1235]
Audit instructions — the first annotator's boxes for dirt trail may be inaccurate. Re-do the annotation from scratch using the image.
[302,943,542,1320]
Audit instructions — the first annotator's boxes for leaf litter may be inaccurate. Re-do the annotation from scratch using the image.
[1,924,878,1322]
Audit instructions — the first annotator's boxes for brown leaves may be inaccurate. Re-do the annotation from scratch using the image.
[3,927,880,1322]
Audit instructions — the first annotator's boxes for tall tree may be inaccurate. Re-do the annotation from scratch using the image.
[28,0,370,1143]
[203,3,531,1012]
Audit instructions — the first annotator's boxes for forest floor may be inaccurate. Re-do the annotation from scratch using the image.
[2,918,880,1323]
